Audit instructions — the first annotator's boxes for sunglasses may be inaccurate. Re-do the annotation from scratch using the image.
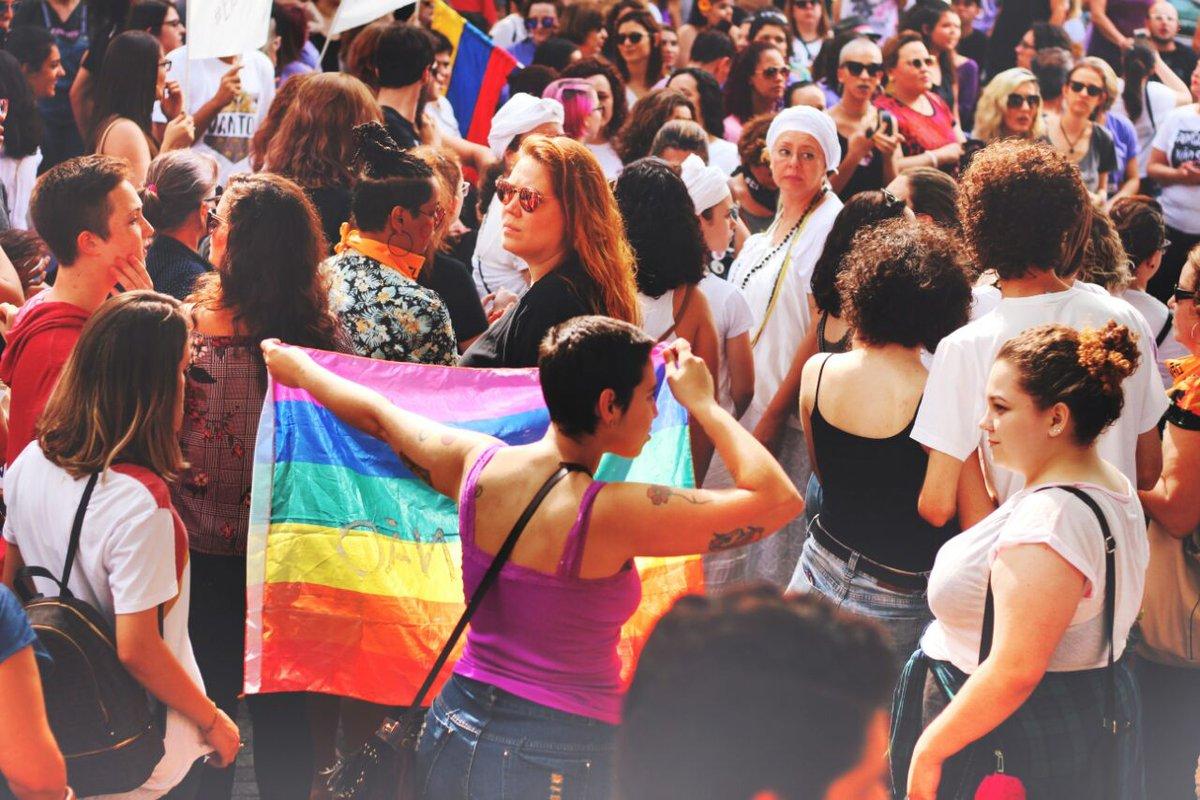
[882,188,905,210]
[524,15,556,29]
[413,202,447,227]
[760,65,790,79]
[616,31,645,45]
[496,179,546,213]
[1006,91,1041,108]
[906,56,936,69]
[841,60,884,77]
[792,0,818,7]
[1172,283,1197,303]
[1068,80,1104,97]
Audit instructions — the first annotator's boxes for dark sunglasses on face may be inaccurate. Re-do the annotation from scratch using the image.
[1068,80,1104,97]
[760,65,790,79]
[841,60,884,77]
[616,31,645,45]
[1006,91,1041,108]
[1172,283,1197,303]
[792,0,818,8]
[524,15,556,29]
[906,56,936,69]
[496,179,546,213]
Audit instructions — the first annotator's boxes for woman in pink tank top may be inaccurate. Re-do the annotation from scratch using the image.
[265,318,802,797]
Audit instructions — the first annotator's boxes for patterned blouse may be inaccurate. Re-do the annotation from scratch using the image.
[173,333,266,557]
[328,250,458,365]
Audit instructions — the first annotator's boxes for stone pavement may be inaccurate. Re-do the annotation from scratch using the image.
[231,702,259,799]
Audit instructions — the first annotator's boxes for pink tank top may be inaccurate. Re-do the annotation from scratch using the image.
[453,444,642,724]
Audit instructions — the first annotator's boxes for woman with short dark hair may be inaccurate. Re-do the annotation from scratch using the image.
[262,312,804,800]
[666,66,739,173]
[0,46,49,228]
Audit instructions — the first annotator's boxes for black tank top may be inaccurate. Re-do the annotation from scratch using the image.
[809,355,953,572]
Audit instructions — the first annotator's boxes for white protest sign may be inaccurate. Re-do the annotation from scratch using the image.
[329,0,417,35]
[186,0,273,60]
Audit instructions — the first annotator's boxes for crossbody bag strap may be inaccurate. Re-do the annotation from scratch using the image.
[405,462,583,713]
[655,284,695,344]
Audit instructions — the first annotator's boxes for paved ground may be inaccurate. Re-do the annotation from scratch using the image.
[231,702,259,799]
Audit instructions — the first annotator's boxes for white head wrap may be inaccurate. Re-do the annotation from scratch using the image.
[680,154,731,214]
[487,94,566,158]
[764,106,841,174]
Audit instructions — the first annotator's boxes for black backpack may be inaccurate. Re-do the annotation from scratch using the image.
[15,473,167,796]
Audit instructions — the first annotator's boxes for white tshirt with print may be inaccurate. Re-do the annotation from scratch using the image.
[156,46,276,184]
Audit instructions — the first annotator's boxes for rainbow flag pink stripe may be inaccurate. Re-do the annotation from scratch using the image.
[245,349,702,705]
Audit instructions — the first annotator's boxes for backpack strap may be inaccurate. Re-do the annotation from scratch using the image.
[16,473,99,602]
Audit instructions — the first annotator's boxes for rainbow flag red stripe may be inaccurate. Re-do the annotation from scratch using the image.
[432,0,519,146]
[244,348,703,705]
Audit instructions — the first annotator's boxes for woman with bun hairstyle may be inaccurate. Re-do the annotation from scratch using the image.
[460,136,641,368]
[893,321,1149,800]
[141,149,217,300]
[328,122,457,366]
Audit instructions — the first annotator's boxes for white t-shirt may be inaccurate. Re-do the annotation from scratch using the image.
[728,193,842,431]
[969,283,1001,321]
[3,446,208,798]
[921,480,1149,673]
[913,287,1169,502]
[699,272,753,413]
[707,137,740,177]
[1122,287,1188,386]
[0,151,41,229]
[471,194,529,299]
[1150,105,1200,235]
[157,47,276,185]
[586,141,624,180]
[1114,80,1179,179]
[426,96,460,140]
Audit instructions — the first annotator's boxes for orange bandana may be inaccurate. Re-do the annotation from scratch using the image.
[335,223,425,280]
[1165,354,1200,415]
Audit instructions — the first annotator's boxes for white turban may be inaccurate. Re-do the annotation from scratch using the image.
[764,106,841,174]
[680,154,731,215]
[487,94,566,158]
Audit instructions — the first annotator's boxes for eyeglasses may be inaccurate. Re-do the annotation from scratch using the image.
[616,31,645,45]
[524,15,556,29]
[203,185,223,205]
[1172,283,1198,303]
[413,202,446,227]
[158,58,171,71]
[760,65,790,79]
[459,180,471,197]
[206,209,226,233]
[495,178,546,213]
[1006,91,1041,108]
[1068,80,1104,97]
[841,60,884,77]
[906,56,936,69]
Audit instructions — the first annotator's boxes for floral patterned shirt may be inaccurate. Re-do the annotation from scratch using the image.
[328,250,458,365]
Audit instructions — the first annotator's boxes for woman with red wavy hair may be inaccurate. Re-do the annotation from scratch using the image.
[460,135,640,367]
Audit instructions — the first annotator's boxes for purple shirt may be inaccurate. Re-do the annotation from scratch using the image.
[453,445,642,724]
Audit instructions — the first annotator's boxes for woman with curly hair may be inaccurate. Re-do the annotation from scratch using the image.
[461,135,641,367]
[912,140,1167,532]
[614,86,695,164]
[894,321,1149,800]
[789,218,970,667]
[181,171,349,799]
[724,41,789,143]
[613,8,662,106]
[729,112,779,235]
[561,57,629,178]
[667,66,740,174]
[263,71,382,250]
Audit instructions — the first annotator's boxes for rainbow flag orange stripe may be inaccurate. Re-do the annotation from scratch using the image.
[244,348,703,705]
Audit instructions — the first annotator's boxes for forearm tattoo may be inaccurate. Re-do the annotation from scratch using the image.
[646,485,712,506]
[399,451,432,485]
[707,525,765,552]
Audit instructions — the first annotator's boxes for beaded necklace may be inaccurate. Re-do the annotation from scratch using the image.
[738,187,827,291]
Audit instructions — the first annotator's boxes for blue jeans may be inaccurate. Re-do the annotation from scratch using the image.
[788,531,932,669]
[415,675,617,800]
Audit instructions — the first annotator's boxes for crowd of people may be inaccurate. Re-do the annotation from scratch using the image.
[0,0,1196,797]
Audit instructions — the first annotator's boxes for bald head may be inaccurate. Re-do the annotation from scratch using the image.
[1148,1,1180,44]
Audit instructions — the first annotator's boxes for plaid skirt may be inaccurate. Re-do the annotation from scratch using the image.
[889,649,1145,800]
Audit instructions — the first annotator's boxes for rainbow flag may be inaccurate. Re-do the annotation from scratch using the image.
[432,0,519,147]
[244,348,703,705]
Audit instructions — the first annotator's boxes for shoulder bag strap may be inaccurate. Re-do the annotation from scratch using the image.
[16,473,99,601]
[655,284,695,344]
[405,462,584,712]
